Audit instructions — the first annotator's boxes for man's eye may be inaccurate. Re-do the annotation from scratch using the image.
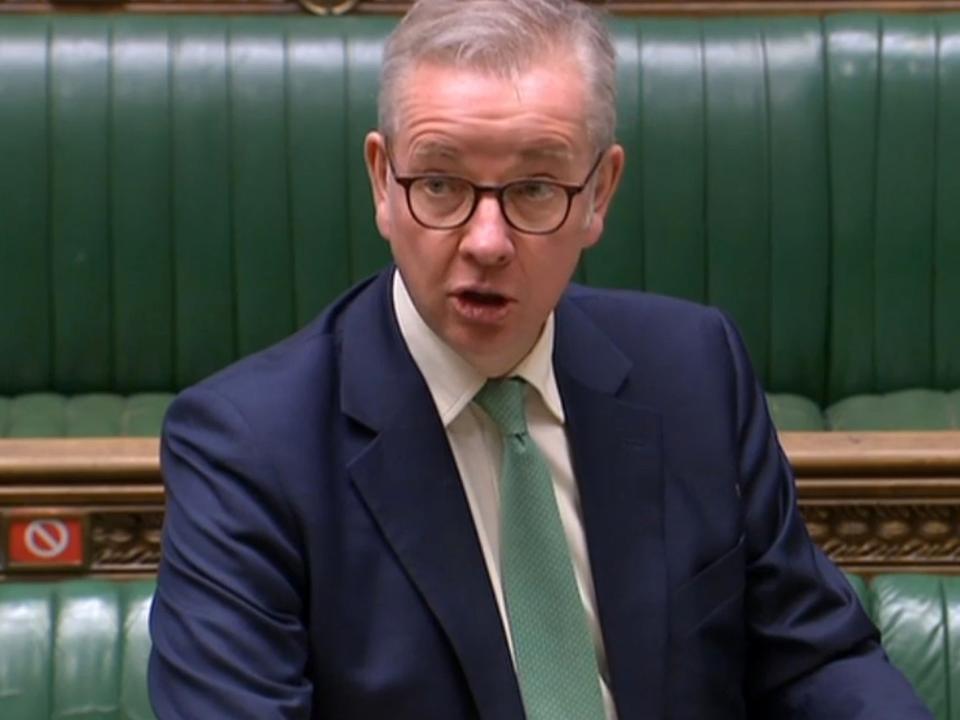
[512,181,558,202]
[421,177,456,196]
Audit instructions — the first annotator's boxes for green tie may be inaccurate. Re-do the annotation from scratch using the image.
[474,378,606,720]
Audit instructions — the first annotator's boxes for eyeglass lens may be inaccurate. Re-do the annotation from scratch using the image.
[408,177,569,232]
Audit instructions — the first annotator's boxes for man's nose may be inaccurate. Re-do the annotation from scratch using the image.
[458,194,515,265]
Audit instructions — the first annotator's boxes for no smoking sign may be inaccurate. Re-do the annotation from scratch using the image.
[7,515,85,568]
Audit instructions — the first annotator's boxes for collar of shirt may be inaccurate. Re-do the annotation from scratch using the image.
[392,269,565,428]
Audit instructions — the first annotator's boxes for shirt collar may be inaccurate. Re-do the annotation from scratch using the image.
[392,270,565,427]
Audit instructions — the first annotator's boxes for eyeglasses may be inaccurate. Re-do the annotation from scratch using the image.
[387,151,606,235]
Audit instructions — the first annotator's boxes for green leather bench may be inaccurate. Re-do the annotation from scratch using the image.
[0,13,958,436]
[0,580,155,719]
[0,575,955,719]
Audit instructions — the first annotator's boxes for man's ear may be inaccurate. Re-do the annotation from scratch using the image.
[583,143,625,247]
[364,131,392,240]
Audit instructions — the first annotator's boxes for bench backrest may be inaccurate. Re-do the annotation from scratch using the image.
[1,15,958,404]
[0,575,957,719]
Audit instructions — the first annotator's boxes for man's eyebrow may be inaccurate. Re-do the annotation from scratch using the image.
[409,142,460,160]
[517,145,575,162]
[408,143,574,163]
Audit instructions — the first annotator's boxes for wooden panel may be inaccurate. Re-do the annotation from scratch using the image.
[0,438,158,481]
[782,432,960,476]
[3,0,960,16]
[2,432,960,578]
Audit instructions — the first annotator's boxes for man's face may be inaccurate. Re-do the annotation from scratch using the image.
[365,58,624,377]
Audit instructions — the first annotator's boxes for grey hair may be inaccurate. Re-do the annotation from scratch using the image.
[378,0,617,151]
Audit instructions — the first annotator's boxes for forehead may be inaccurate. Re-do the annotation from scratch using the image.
[389,59,592,161]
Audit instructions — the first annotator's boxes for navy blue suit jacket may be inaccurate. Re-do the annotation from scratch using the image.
[149,268,930,719]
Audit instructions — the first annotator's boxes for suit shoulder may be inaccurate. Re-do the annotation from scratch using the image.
[558,284,752,390]
[563,284,727,336]
[171,271,386,421]
[188,314,335,408]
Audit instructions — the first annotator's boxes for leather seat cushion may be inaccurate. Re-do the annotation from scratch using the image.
[826,388,960,431]
[766,393,827,431]
[0,393,172,437]
[769,388,960,431]
[2,390,958,436]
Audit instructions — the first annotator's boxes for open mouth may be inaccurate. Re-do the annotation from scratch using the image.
[458,290,508,307]
[452,289,512,322]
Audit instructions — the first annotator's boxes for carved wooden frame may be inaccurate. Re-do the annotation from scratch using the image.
[784,433,960,574]
[0,439,161,579]
[2,432,959,578]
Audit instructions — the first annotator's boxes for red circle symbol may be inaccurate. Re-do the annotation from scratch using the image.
[24,519,71,559]
[7,515,85,567]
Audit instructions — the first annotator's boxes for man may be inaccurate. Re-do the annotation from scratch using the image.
[148,1,932,718]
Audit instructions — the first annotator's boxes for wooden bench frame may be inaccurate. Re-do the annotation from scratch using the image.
[2,432,959,578]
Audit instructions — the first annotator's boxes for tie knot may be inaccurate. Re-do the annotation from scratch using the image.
[474,378,528,437]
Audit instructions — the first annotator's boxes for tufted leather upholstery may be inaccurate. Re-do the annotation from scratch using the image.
[0,16,393,398]
[0,15,958,433]
[847,575,960,720]
[0,580,154,720]
[0,394,171,437]
[0,576,955,719]
[594,16,960,410]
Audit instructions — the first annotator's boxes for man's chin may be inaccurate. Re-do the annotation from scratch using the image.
[447,333,531,379]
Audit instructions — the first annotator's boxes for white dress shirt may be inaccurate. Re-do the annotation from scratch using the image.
[392,271,618,720]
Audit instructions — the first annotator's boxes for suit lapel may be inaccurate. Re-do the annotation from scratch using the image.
[340,271,525,720]
[337,274,668,719]
[555,295,668,720]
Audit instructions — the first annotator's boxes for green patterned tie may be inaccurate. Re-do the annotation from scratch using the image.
[474,378,606,720]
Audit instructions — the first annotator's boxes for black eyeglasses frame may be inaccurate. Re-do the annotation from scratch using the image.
[386,150,607,235]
